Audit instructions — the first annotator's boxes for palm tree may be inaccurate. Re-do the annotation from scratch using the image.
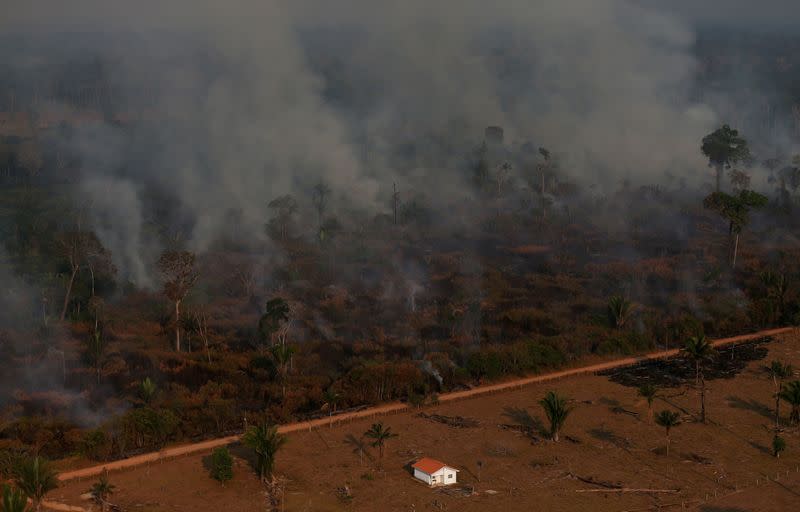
[89,471,116,512]
[607,296,635,329]
[767,361,793,429]
[637,384,659,423]
[654,410,681,456]
[242,423,286,482]
[682,335,715,423]
[270,343,295,397]
[779,381,800,425]
[15,456,58,512]
[703,190,768,268]
[364,423,398,462]
[2,484,29,512]
[539,391,571,442]
[139,377,157,405]
[773,435,786,458]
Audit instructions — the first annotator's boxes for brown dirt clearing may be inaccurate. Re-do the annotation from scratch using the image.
[52,330,800,512]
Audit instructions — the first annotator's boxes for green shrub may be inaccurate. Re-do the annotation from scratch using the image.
[82,429,112,461]
[210,447,234,483]
[773,435,787,458]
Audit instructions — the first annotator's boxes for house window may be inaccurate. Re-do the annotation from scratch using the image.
[448,474,453,479]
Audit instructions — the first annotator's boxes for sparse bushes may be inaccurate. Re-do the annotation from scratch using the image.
[82,429,112,461]
[113,408,179,451]
[466,340,566,380]
[210,447,234,483]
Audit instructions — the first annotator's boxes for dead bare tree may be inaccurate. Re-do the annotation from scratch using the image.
[190,307,214,363]
[158,250,199,351]
[230,262,258,299]
[56,230,88,321]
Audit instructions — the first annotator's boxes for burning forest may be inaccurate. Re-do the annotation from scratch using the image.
[0,1,800,510]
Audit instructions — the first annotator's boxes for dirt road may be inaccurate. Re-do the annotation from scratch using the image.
[57,326,793,482]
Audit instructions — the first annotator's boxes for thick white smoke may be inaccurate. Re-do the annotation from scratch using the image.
[3,0,773,282]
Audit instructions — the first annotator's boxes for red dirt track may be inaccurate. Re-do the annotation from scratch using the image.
[57,326,793,482]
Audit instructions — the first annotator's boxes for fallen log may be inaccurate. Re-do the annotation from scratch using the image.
[566,472,622,489]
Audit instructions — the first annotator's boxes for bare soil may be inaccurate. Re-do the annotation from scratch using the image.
[52,329,800,512]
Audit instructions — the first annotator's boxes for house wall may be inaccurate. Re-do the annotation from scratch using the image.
[413,468,432,485]
[432,468,457,485]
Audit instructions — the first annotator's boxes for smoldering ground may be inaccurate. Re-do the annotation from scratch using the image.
[0,0,759,283]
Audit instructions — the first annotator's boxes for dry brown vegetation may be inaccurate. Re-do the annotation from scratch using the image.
[48,330,800,512]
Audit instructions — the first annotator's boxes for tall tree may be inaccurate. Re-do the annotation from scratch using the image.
[270,343,295,397]
[56,229,87,321]
[703,189,768,268]
[767,361,793,429]
[682,335,715,423]
[157,250,199,351]
[312,182,331,241]
[14,456,58,512]
[84,234,116,299]
[267,195,298,241]
[472,142,490,192]
[701,125,750,192]
[654,410,680,456]
[539,391,571,442]
[242,423,286,482]
[84,322,106,384]
[258,298,290,351]
[364,423,398,462]
[189,308,214,364]
[728,168,751,192]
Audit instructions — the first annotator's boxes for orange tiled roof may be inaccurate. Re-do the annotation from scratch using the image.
[412,458,450,474]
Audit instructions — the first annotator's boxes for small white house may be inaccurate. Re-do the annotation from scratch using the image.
[412,458,459,486]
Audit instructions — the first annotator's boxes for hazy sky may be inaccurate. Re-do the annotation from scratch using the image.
[648,0,800,30]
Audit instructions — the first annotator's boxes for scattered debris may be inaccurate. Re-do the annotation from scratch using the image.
[497,424,540,441]
[486,444,515,457]
[437,485,476,497]
[417,412,480,428]
[684,453,712,465]
[484,489,499,495]
[564,435,581,444]
[336,484,353,501]
[429,498,447,510]
[575,488,679,494]
[566,472,622,489]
